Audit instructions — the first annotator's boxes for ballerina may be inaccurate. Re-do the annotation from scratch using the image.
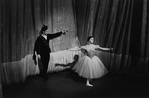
[68,36,113,87]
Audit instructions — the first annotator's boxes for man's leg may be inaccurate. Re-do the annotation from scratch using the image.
[43,61,49,76]
[42,55,49,80]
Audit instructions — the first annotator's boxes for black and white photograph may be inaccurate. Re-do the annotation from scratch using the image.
[0,0,149,98]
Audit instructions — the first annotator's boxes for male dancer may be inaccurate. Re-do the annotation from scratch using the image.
[33,25,67,80]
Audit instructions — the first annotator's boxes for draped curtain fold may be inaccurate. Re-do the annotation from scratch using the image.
[72,0,93,45]
[0,0,2,95]
[73,0,149,76]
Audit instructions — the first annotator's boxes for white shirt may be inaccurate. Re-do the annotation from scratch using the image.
[41,34,47,40]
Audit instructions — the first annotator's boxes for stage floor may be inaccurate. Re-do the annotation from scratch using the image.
[2,69,149,98]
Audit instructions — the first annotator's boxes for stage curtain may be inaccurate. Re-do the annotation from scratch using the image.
[0,0,3,97]
[73,0,149,76]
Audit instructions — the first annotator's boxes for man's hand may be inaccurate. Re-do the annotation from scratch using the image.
[62,30,68,35]
[37,54,41,59]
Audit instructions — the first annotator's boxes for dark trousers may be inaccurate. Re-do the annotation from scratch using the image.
[38,54,50,77]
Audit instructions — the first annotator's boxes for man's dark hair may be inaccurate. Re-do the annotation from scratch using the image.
[40,25,48,34]
[41,25,48,31]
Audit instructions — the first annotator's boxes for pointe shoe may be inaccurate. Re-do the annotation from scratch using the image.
[86,82,93,87]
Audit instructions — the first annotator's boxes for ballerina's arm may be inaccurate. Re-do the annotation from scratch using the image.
[67,47,81,51]
[67,46,86,51]
[96,45,113,51]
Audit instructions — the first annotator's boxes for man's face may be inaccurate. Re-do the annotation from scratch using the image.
[43,30,48,35]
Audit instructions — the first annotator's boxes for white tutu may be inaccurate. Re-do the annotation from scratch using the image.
[72,55,108,79]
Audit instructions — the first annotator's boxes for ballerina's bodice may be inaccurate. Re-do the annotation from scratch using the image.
[84,45,96,58]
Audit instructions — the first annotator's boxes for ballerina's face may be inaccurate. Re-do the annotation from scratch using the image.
[89,38,94,44]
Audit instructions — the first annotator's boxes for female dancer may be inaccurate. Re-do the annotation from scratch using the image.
[68,36,113,87]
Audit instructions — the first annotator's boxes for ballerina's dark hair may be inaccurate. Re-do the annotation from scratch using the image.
[87,36,94,41]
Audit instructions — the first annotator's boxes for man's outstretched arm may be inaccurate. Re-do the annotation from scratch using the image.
[47,30,68,40]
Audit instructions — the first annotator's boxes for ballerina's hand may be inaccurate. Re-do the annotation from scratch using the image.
[66,48,70,51]
[111,48,114,51]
